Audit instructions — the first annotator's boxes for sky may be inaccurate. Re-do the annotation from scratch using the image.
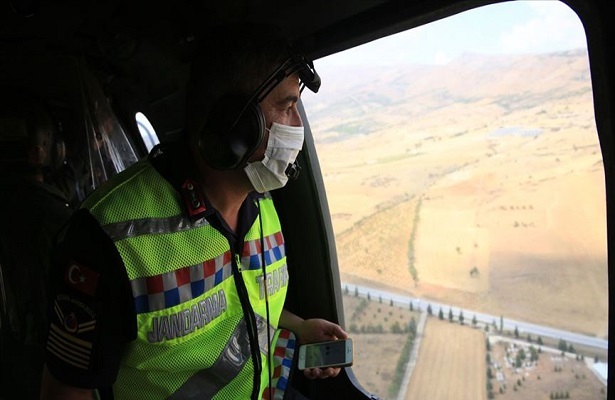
[316,0,587,68]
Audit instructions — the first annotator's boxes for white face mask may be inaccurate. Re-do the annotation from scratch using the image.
[244,122,304,193]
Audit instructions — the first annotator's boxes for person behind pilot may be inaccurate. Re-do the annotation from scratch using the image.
[40,23,347,399]
[0,94,73,399]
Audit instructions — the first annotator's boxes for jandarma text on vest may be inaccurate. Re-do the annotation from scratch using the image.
[147,289,227,343]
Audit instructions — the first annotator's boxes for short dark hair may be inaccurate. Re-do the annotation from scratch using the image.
[186,23,293,139]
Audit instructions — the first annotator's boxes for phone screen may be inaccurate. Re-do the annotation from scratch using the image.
[302,339,352,369]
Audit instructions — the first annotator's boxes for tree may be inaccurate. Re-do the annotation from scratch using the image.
[438,308,444,320]
[367,292,371,301]
[459,310,465,325]
[391,321,402,334]
[344,285,349,295]
[500,315,504,332]
[514,326,519,338]
[514,349,526,368]
[529,345,539,362]
[472,314,478,326]
[448,308,454,323]
[390,298,394,307]
[408,317,417,335]
[537,336,543,346]
[409,301,414,311]
[354,286,358,297]
[427,303,432,315]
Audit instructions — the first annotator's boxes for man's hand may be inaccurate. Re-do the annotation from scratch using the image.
[279,310,349,379]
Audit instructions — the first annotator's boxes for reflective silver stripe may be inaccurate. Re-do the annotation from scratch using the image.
[169,315,275,399]
[256,313,276,358]
[101,216,209,242]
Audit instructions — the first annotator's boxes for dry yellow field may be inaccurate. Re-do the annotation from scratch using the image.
[322,96,608,338]
[405,318,486,400]
[335,162,607,338]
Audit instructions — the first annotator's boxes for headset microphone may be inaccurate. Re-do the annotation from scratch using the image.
[285,161,301,181]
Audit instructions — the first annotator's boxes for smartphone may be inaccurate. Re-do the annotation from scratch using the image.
[297,338,353,370]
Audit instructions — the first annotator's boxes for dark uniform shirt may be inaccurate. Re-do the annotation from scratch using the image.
[0,178,73,399]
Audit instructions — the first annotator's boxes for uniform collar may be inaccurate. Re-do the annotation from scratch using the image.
[148,142,264,238]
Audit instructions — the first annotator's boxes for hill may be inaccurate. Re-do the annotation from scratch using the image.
[302,49,608,338]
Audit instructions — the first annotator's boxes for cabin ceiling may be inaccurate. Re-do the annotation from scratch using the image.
[1,0,480,140]
[0,0,611,144]
[0,0,491,55]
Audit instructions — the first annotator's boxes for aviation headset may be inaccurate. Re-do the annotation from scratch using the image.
[198,52,321,170]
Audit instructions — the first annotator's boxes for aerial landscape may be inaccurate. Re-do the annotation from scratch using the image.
[303,48,607,399]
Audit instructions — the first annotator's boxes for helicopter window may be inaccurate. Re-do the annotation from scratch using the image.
[136,112,160,153]
[302,1,607,399]
[76,67,141,195]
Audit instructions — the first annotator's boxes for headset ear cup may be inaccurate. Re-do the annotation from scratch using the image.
[199,95,266,169]
[233,102,265,165]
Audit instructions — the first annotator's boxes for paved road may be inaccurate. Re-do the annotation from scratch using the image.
[343,283,608,350]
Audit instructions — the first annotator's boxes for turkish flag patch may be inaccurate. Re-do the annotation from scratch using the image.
[64,261,100,296]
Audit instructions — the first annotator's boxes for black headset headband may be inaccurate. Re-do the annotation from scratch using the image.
[255,52,321,102]
[229,52,321,133]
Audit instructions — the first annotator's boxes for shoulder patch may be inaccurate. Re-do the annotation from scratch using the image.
[64,261,100,296]
[47,295,97,370]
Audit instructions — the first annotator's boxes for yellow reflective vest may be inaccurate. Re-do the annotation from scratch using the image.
[83,160,289,399]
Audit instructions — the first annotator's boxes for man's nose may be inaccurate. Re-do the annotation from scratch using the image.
[291,106,303,127]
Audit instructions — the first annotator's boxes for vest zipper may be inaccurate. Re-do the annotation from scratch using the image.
[231,249,262,400]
